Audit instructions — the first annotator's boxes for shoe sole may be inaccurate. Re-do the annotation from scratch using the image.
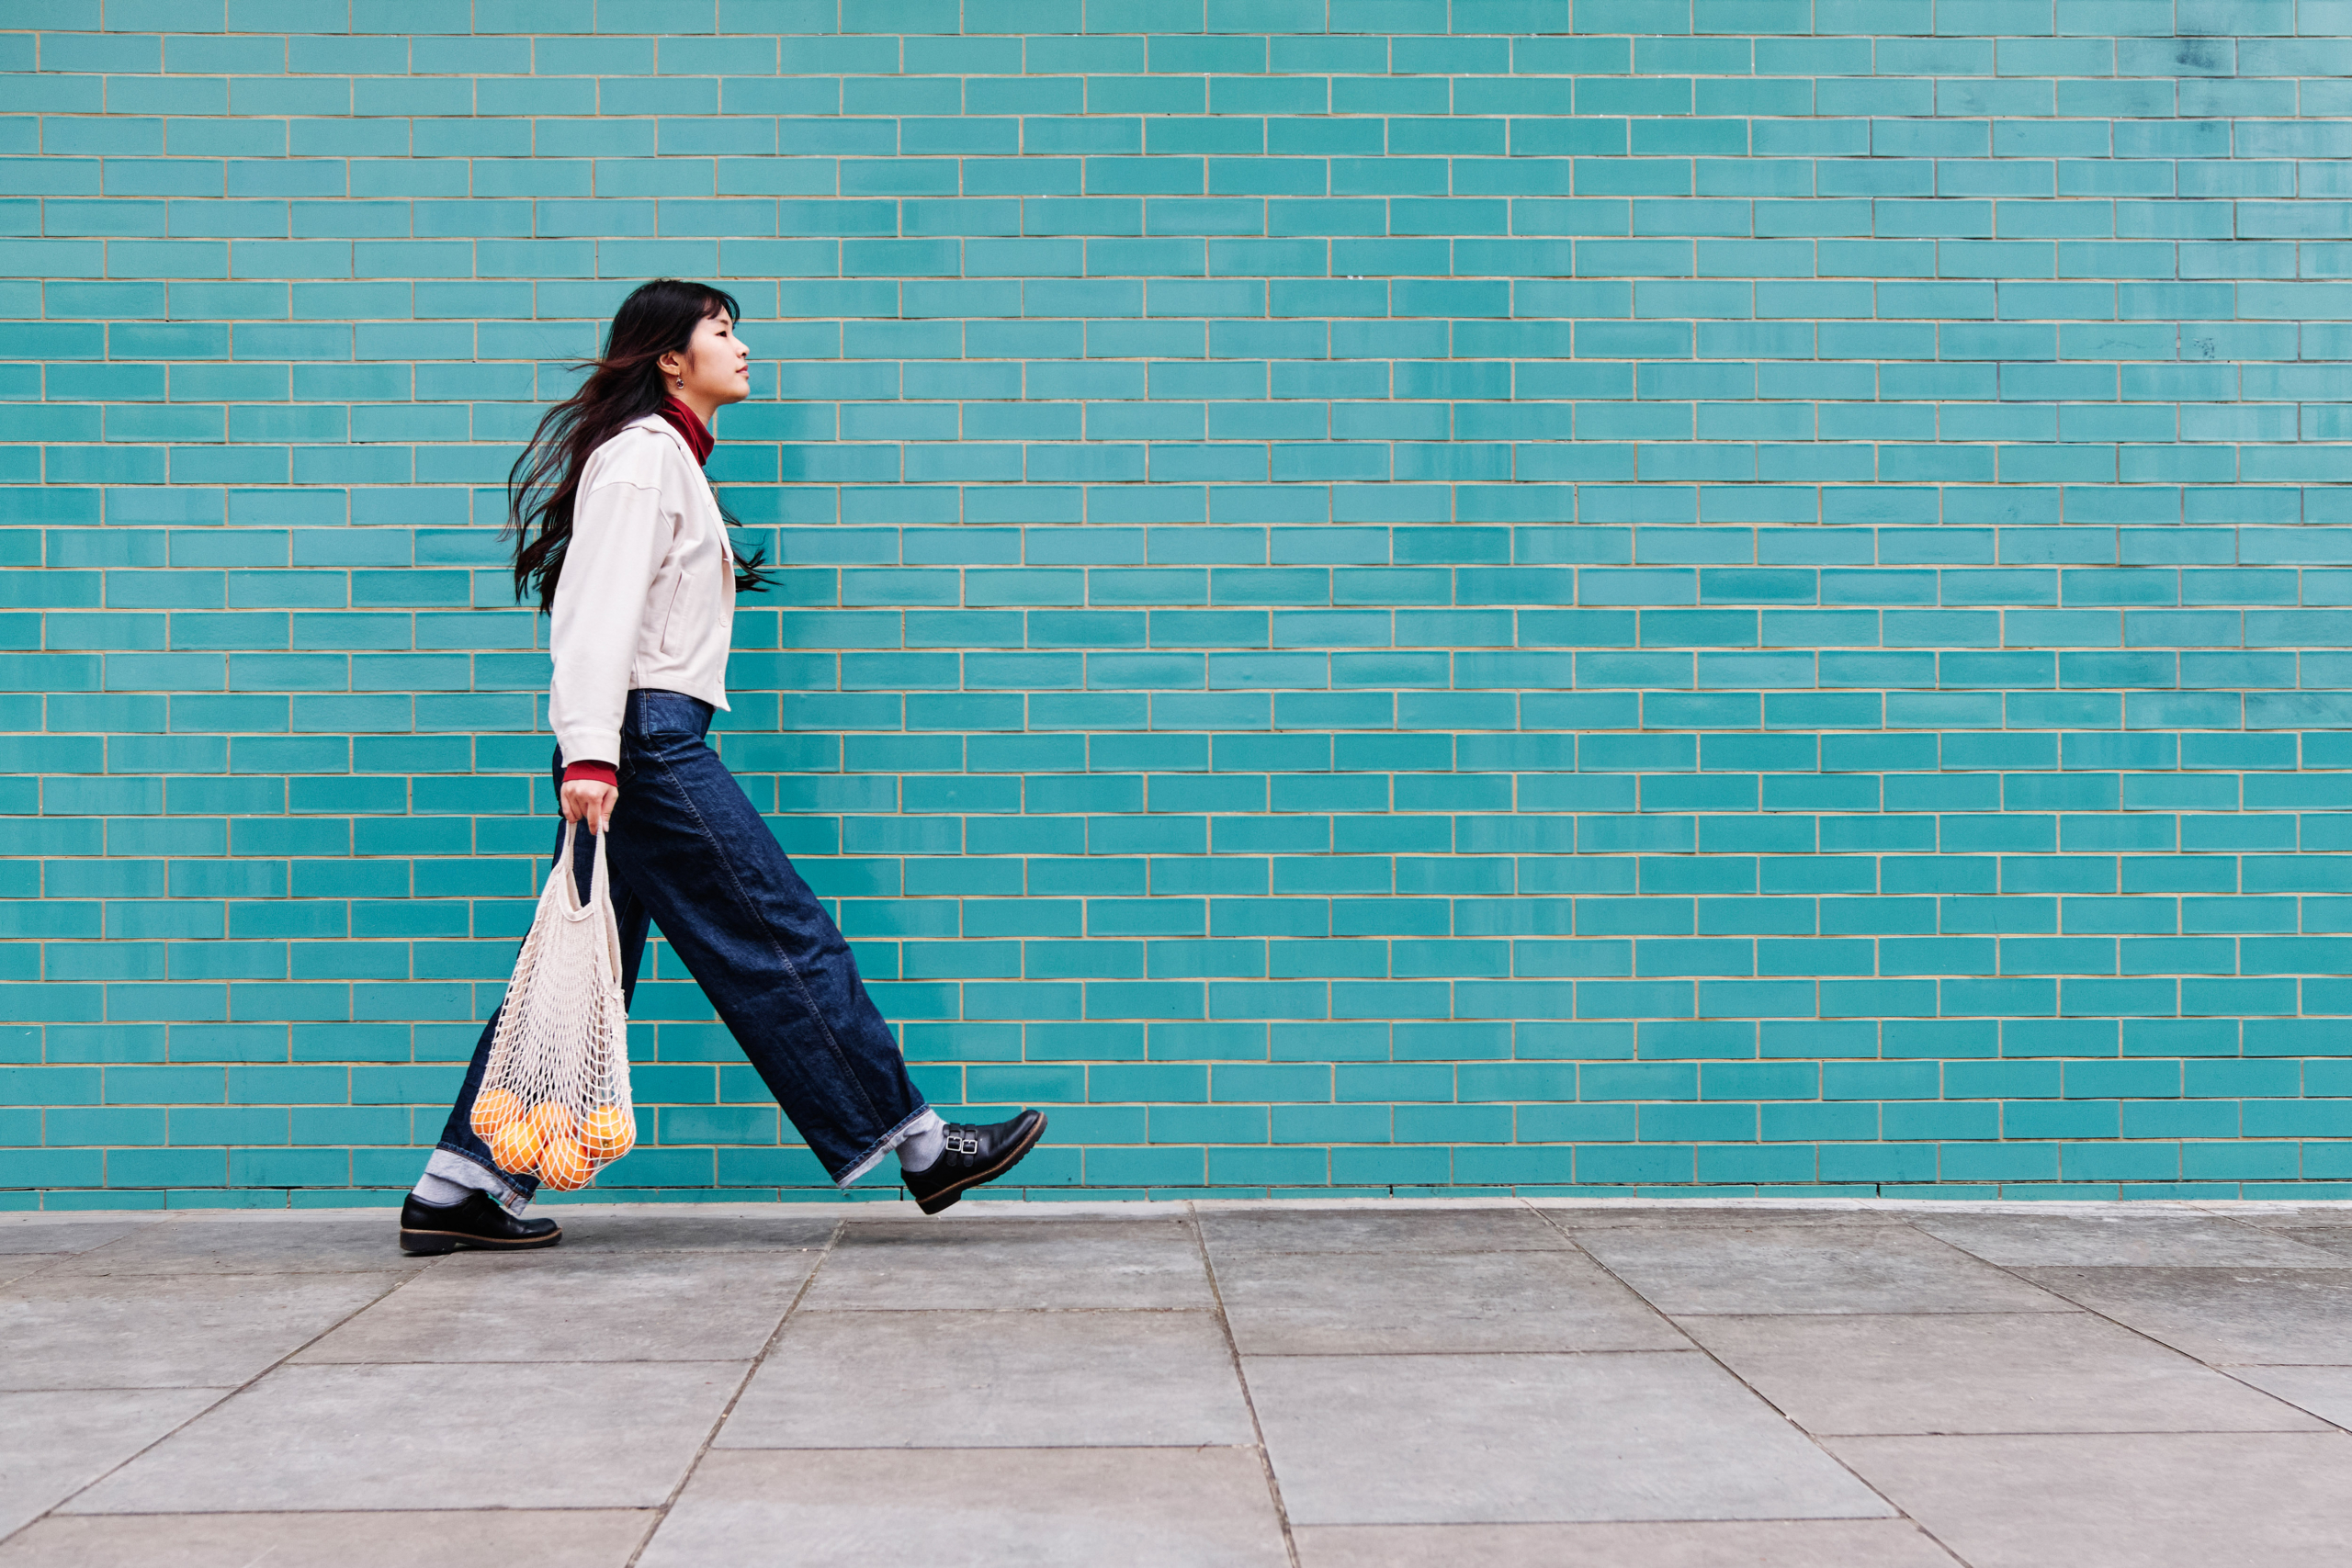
[397,1224,562,1257]
[915,1112,1048,1216]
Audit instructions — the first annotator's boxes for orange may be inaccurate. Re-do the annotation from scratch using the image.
[469,1088,522,1139]
[583,1104,635,1158]
[526,1100,578,1146]
[537,1136,594,1190]
[486,1118,543,1175]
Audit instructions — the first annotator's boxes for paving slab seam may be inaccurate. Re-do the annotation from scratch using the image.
[2178,1207,2347,1250]
[1189,1200,1306,1568]
[1514,1199,1977,1566]
[3,1257,75,1292]
[0,1220,174,1292]
[1919,1233,2352,1441]
[1897,1221,2336,1355]
[620,1212,847,1568]
[0,1243,443,1551]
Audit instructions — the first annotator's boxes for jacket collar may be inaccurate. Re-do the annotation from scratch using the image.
[624,415,732,563]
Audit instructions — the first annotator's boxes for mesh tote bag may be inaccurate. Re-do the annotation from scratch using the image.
[469,821,637,1190]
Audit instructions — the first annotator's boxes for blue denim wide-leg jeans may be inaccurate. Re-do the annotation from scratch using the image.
[424,689,934,1209]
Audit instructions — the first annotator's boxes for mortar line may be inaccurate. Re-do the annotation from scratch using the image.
[621,1211,848,1568]
[1516,1198,1978,1568]
[1188,1199,1305,1568]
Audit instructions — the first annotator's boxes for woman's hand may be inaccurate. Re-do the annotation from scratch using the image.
[560,778,618,835]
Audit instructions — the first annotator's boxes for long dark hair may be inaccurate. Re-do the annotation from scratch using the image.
[507,277,773,614]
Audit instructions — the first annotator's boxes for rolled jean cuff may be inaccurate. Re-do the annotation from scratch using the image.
[835,1104,943,1189]
[424,1146,532,1217]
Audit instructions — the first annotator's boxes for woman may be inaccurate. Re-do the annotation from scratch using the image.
[398,278,1046,1254]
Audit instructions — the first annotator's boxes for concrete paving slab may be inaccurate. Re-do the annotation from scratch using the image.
[2256,1227,2352,1261]
[1200,1205,1570,1256]
[0,1222,156,1258]
[1577,1223,2075,1315]
[294,1248,814,1364]
[40,1220,437,1279]
[537,1211,838,1254]
[1213,1246,1690,1355]
[0,1258,67,1290]
[720,1308,1252,1449]
[2019,1266,2352,1365]
[64,1360,742,1514]
[1529,1203,1912,1231]
[806,1218,1212,1312]
[0,1389,224,1538]
[2228,1205,2352,1229]
[1829,1432,2352,1567]
[936,1199,1200,1222]
[2228,1366,2352,1430]
[1685,1312,2326,1435]
[1292,1519,1959,1567]
[2208,1208,2352,1261]
[0,1510,656,1566]
[1192,1197,1534,1213]
[0,1271,409,1390]
[9,1199,2346,1565]
[634,1446,1289,1568]
[1914,1211,2348,1269]
[1247,1350,1892,1526]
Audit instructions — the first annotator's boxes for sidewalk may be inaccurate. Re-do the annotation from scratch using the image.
[4,1198,2351,1566]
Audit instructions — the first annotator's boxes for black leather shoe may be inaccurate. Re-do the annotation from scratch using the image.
[398,1190,561,1255]
[903,1110,1047,1215]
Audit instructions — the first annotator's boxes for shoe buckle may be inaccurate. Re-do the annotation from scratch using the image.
[944,1129,981,1156]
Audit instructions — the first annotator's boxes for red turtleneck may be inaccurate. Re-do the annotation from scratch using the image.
[657,397,713,466]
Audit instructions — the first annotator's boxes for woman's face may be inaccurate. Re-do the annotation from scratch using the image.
[668,310,751,409]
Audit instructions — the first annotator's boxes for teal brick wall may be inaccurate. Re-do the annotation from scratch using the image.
[5,0,2350,1211]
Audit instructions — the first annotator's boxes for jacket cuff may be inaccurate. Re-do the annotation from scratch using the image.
[560,761,617,788]
[556,727,623,773]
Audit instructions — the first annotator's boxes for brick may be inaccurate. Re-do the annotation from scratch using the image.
[0,6,2342,1201]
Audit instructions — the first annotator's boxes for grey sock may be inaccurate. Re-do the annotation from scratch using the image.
[411,1172,472,1205]
[416,1149,531,1216]
[898,1119,946,1174]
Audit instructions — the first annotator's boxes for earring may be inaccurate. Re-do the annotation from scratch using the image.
[672,374,684,391]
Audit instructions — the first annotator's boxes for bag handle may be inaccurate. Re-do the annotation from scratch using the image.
[551,819,628,988]
[553,819,613,924]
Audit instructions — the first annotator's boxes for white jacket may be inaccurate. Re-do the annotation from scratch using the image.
[548,414,735,765]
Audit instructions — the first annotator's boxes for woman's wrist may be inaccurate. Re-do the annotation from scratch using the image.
[561,761,617,788]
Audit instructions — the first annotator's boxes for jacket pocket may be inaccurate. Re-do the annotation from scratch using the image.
[658,569,694,656]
